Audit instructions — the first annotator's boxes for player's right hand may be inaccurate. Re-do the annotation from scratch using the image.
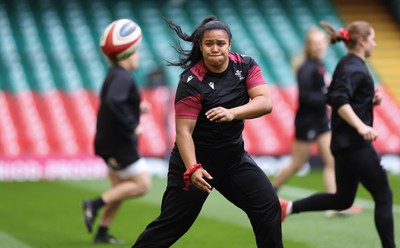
[357,124,378,141]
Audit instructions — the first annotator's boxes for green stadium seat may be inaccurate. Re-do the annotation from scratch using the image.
[1,0,397,158]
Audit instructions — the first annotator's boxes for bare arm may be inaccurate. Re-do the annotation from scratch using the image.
[205,84,272,122]
[337,104,378,141]
[175,118,197,168]
[175,118,212,193]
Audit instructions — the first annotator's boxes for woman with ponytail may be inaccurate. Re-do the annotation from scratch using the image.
[132,16,282,248]
[280,21,395,248]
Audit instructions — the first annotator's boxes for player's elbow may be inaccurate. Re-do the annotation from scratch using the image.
[262,99,273,115]
[256,104,272,117]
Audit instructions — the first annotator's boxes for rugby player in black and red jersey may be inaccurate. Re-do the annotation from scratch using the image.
[132,15,283,248]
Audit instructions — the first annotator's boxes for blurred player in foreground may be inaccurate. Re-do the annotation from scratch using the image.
[82,19,151,244]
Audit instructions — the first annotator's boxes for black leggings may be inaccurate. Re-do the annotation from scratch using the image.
[292,146,395,248]
[132,152,283,248]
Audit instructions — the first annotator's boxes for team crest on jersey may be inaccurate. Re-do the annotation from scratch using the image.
[235,70,244,80]
[208,82,215,89]
[187,75,193,82]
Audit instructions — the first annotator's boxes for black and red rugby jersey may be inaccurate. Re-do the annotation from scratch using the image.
[174,52,267,150]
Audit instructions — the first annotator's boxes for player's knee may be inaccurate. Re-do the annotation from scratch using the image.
[139,179,151,195]
[135,178,151,196]
[258,197,281,223]
[124,179,151,197]
[374,187,393,206]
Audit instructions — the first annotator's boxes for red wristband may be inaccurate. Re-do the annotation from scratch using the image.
[183,163,203,191]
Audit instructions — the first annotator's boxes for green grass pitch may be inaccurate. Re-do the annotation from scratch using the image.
[0,170,399,248]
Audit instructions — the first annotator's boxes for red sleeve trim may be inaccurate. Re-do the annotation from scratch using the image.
[246,65,267,90]
[175,94,203,119]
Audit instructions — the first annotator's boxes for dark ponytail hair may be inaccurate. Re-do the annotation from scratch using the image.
[164,15,232,71]
[320,20,372,50]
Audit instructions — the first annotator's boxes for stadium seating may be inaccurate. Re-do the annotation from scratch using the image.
[0,0,399,163]
[333,0,400,105]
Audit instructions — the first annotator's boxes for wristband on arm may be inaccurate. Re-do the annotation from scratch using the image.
[183,163,203,191]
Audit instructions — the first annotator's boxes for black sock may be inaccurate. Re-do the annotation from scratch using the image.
[96,226,108,237]
[92,197,105,209]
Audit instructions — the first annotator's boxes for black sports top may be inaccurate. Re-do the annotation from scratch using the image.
[327,53,375,153]
[174,52,267,150]
[296,58,329,123]
[94,65,141,168]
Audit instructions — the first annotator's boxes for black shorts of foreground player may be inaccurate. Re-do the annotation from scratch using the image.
[280,20,395,248]
[132,16,283,248]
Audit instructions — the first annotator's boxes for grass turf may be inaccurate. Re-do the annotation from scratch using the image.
[0,170,398,248]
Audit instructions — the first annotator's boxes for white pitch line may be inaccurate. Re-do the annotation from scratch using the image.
[280,185,400,214]
[0,231,32,248]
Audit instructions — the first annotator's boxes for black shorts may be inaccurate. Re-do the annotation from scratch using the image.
[295,118,330,141]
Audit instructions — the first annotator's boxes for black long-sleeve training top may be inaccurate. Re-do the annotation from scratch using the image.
[94,64,141,168]
[327,53,375,153]
[296,58,329,124]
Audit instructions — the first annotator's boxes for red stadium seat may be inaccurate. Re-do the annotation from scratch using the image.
[0,92,21,156]
[39,91,79,156]
[139,87,173,157]
[60,90,97,154]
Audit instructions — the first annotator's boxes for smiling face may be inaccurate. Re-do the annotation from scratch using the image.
[200,29,231,73]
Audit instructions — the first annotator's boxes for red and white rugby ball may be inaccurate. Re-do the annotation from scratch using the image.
[100,19,142,61]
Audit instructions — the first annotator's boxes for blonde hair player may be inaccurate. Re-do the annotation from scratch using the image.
[273,27,335,194]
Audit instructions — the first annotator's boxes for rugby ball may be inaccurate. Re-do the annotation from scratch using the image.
[100,19,142,61]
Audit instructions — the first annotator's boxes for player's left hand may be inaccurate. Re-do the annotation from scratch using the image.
[205,107,234,123]
[191,169,213,193]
